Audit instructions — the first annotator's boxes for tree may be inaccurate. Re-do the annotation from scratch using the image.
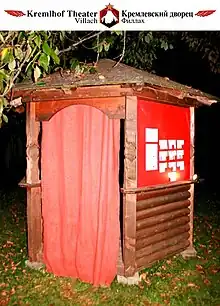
[112,31,220,73]
[180,31,220,74]
[0,31,101,125]
[0,31,177,126]
[0,31,219,126]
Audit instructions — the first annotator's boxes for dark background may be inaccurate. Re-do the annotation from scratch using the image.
[0,38,220,196]
[154,40,220,194]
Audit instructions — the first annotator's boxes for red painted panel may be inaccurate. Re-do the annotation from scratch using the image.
[137,99,190,187]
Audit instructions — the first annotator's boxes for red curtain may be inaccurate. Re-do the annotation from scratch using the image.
[41,105,120,286]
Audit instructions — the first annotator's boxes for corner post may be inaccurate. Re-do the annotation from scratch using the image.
[123,96,138,277]
[182,106,197,258]
[26,102,42,264]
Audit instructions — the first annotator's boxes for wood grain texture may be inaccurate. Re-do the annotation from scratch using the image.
[122,181,192,194]
[15,85,133,102]
[136,232,190,259]
[35,97,125,121]
[123,96,137,277]
[136,184,191,201]
[189,107,195,247]
[26,102,42,262]
[136,215,190,240]
[136,208,190,230]
[136,223,190,250]
[136,200,190,220]
[136,240,190,269]
[137,191,190,211]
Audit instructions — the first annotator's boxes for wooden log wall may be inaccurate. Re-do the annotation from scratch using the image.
[135,184,191,270]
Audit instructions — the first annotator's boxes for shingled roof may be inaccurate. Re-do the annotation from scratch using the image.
[14,59,218,106]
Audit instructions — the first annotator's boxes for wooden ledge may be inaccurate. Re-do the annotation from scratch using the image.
[121,180,196,194]
[18,177,41,188]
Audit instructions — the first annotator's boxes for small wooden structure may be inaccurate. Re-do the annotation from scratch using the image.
[15,59,217,283]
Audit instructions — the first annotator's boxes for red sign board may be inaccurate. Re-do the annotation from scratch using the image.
[137,99,190,187]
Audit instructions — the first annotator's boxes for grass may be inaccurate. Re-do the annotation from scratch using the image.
[0,187,220,305]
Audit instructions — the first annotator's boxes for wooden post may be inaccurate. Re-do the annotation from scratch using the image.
[123,96,138,277]
[182,106,196,258]
[189,107,195,247]
[26,102,42,263]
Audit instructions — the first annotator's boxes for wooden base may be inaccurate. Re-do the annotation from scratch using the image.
[25,260,45,270]
[181,246,197,259]
[117,272,140,285]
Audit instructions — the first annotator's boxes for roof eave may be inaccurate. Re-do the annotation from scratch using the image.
[11,82,219,108]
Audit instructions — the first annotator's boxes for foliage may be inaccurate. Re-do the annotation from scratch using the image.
[0,32,137,124]
[0,31,60,125]
[111,31,174,71]
[180,32,220,74]
[0,31,220,127]
[110,31,220,74]
[0,30,177,125]
[0,31,104,126]
[0,187,220,305]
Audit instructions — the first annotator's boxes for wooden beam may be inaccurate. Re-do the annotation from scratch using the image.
[26,102,42,263]
[123,96,138,277]
[189,107,195,247]
[13,85,133,102]
[134,87,197,108]
[121,180,195,194]
[35,97,125,121]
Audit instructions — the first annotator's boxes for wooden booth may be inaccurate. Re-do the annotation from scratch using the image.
[15,59,217,286]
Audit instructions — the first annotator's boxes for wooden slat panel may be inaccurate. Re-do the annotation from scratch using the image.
[136,208,190,230]
[136,224,190,250]
[123,182,192,195]
[136,215,190,239]
[136,232,189,259]
[136,200,190,220]
[137,191,190,211]
[136,240,190,269]
[136,184,190,201]
[134,173,192,270]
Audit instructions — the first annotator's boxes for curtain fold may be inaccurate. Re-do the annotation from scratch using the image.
[41,105,120,286]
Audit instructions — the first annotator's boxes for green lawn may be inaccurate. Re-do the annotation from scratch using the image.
[0,188,219,306]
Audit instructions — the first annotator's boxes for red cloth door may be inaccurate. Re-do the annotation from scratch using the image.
[41,105,120,286]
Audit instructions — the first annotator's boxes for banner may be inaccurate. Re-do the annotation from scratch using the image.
[137,99,190,187]
[0,0,219,30]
